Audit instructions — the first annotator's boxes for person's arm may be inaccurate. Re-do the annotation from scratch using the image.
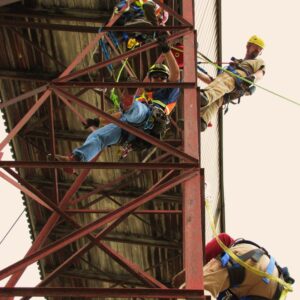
[197,71,213,84]
[156,32,180,81]
[252,69,264,82]
[164,49,180,81]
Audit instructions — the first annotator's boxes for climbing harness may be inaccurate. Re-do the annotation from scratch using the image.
[198,51,300,107]
[217,57,256,114]
[205,200,294,300]
[119,101,170,158]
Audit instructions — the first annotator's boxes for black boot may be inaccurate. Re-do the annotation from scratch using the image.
[200,91,209,107]
[200,118,207,132]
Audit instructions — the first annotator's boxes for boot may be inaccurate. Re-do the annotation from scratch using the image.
[200,118,207,132]
[54,154,80,175]
[200,91,209,107]
[124,18,153,28]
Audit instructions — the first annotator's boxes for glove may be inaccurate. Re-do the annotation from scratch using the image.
[83,118,100,129]
[245,85,256,96]
[156,31,170,53]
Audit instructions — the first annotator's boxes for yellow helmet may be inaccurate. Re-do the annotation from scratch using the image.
[248,35,265,49]
[148,64,170,79]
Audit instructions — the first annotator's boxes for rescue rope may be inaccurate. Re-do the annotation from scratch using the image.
[0,209,25,246]
[197,51,300,107]
[205,200,293,300]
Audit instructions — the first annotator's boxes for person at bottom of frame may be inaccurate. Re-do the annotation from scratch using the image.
[172,233,294,300]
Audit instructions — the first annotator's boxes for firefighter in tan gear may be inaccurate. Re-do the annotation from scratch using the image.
[198,35,266,131]
[172,234,294,300]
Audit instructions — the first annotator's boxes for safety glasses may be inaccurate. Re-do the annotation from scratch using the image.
[151,74,168,81]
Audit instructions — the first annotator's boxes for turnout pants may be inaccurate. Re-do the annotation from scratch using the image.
[201,70,246,125]
[204,243,279,299]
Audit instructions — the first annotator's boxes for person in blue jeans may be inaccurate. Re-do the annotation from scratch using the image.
[58,34,180,173]
[73,99,150,162]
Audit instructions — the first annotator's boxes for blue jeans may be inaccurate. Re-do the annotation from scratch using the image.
[73,101,149,162]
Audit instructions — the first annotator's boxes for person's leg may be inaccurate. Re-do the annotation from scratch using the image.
[121,100,150,124]
[143,1,159,26]
[73,101,150,161]
[201,98,224,129]
[73,123,122,162]
[203,73,237,105]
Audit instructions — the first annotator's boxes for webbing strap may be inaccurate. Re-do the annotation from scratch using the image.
[136,93,167,109]
[152,99,166,108]
[263,256,276,284]
[205,200,293,300]
[198,51,300,107]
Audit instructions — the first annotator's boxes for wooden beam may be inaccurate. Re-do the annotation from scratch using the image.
[0,7,110,22]
[0,0,21,7]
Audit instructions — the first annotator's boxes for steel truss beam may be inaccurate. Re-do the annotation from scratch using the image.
[0,170,197,282]
[0,0,20,7]
[0,287,207,298]
[24,129,182,145]
[0,19,192,33]
[0,7,110,22]
[1,166,167,288]
[0,161,197,169]
[45,226,180,249]
[0,69,58,81]
[0,1,206,298]
[52,87,196,162]
[182,0,204,289]
[1,10,127,290]
[55,268,148,287]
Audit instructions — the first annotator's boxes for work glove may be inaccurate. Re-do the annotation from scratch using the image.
[241,75,256,95]
[83,118,100,129]
[156,31,170,53]
[245,85,256,96]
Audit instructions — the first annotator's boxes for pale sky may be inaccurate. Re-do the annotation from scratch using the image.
[0,1,299,299]
[223,1,299,299]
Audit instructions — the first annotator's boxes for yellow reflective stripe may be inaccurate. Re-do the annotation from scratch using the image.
[134,0,144,7]
[205,200,293,299]
[151,99,166,108]
[135,93,166,109]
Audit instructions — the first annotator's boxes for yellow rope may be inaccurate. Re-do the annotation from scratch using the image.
[205,200,293,300]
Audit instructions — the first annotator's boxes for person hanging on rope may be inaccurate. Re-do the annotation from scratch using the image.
[199,35,266,132]
[172,233,294,300]
[93,1,168,62]
[115,0,169,48]
[115,0,168,28]
[56,33,180,173]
